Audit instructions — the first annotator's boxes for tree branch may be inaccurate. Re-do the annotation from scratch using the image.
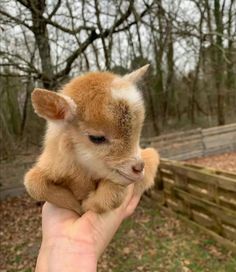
[0,9,32,30]
[48,0,62,20]
[55,0,136,80]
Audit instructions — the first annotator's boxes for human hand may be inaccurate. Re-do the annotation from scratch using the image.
[35,184,141,272]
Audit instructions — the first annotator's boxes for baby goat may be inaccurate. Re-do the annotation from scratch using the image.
[24,65,159,214]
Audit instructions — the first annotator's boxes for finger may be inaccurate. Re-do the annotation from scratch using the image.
[119,183,134,209]
[42,202,78,226]
[124,193,141,218]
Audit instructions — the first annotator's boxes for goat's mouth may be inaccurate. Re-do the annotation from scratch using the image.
[116,169,143,183]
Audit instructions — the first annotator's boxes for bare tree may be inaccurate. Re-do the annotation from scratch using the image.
[0,0,153,88]
[0,0,236,158]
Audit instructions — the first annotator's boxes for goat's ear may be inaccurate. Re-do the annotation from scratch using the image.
[31,88,77,121]
[123,64,150,83]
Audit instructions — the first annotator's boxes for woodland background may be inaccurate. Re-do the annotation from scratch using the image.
[0,0,236,159]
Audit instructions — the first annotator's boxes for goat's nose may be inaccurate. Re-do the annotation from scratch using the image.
[132,161,145,174]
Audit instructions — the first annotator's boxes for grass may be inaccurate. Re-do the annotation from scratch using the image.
[98,200,236,272]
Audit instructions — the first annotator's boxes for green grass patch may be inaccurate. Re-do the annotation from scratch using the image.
[98,199,236,271]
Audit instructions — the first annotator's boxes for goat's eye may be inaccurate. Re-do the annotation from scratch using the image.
[88,135,107,144]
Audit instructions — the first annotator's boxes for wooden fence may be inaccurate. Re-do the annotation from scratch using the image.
[156,159,236,253]
[142,123,236,160]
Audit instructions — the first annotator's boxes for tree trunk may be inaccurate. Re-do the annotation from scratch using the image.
[214,0,225,125]
[30,0,54,88]
[165,19,174,119]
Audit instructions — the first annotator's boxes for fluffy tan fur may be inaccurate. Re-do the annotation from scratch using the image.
[24,65,160,214]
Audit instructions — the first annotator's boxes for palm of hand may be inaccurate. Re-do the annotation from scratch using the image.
[39,183,140,266]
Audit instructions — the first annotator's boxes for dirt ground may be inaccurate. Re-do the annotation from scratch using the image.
[0,153,37,190]
[0,152,236,271]
[0,195,235,272]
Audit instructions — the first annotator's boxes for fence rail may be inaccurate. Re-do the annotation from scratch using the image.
[142,123,236,160]
[157,159,236,253]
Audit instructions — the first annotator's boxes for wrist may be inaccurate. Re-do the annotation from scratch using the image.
[36,238,97,272]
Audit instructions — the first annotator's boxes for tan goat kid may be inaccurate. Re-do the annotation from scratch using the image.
[24,65,160,215]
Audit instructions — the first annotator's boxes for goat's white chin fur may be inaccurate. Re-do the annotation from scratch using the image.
[74,143,145,185]
[74,145,109,178]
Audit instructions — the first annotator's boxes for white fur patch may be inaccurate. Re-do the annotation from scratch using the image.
[111,86,143,107]
[74,143,109,179]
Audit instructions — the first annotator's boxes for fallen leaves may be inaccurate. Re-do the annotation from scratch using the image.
[0,195,42,271]
[1,151,236,271]
[0,195,235,272]
[187,152,236,173]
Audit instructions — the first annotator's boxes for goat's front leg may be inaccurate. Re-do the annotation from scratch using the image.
[82,180,127,213]
[24,166,83,215]
[134,147,160,195]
